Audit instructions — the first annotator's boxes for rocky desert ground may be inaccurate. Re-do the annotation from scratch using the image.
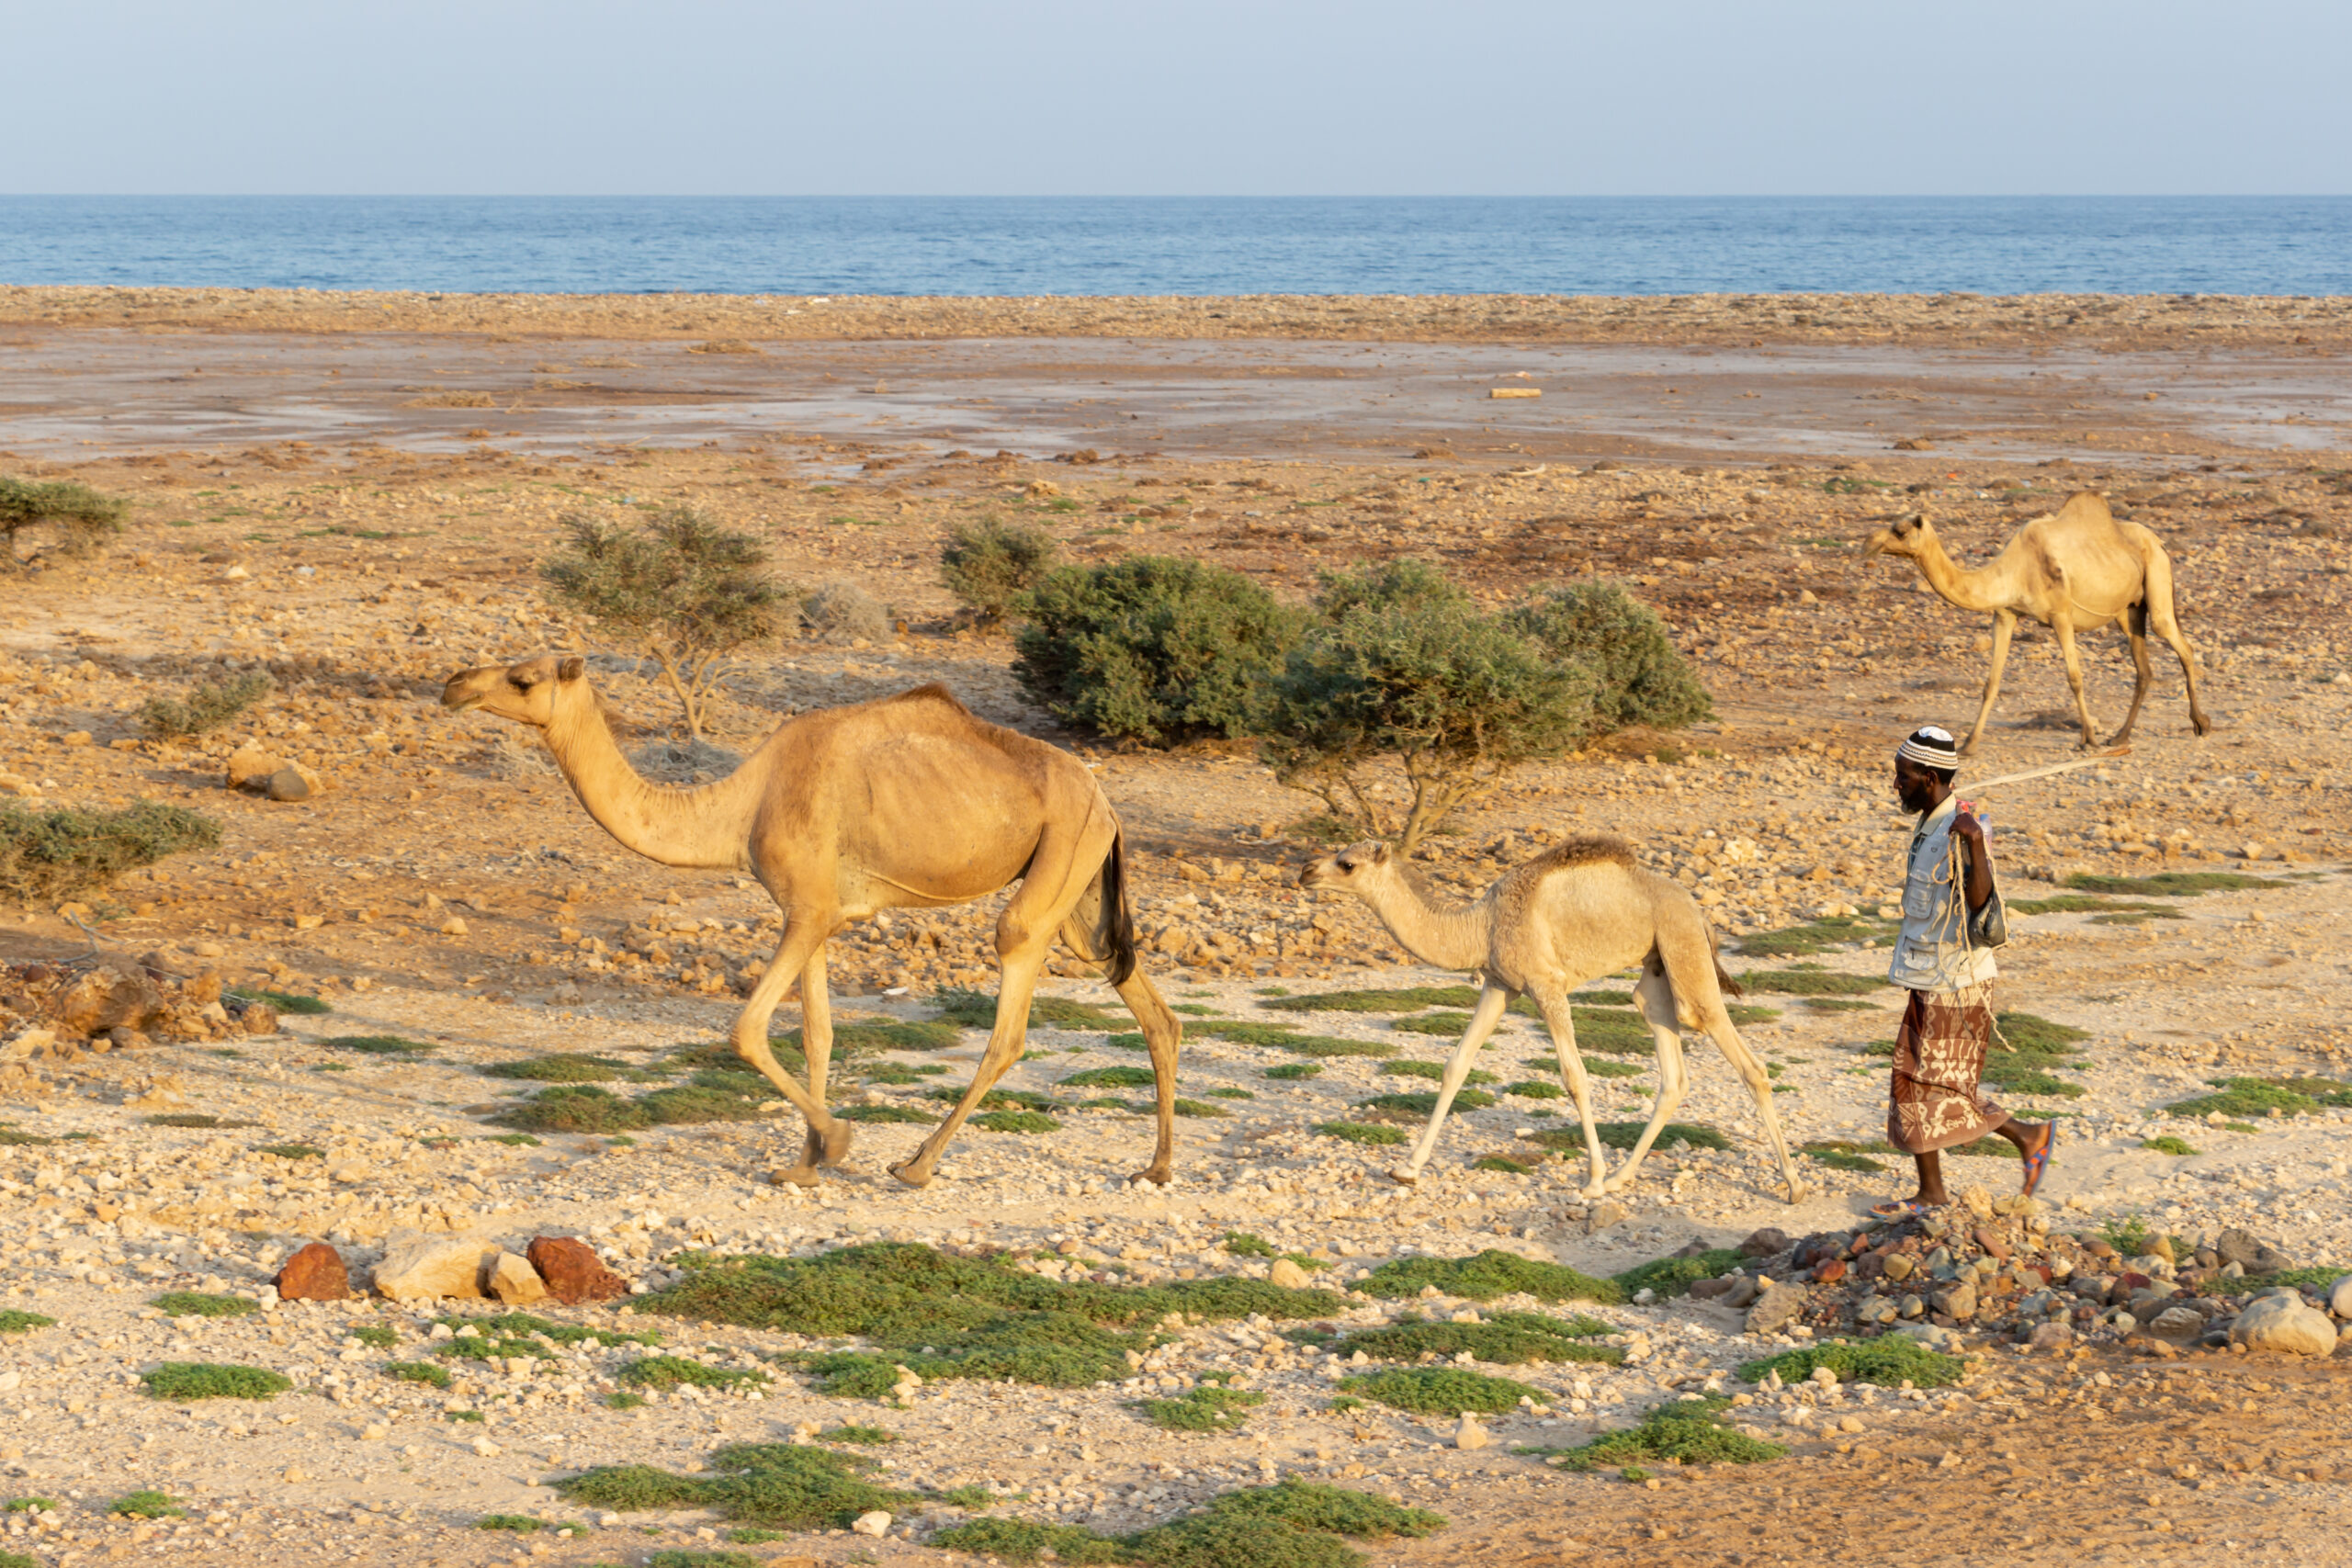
[0,289,2346,1568]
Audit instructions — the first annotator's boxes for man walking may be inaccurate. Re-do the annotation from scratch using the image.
[1871,726,2053,1218]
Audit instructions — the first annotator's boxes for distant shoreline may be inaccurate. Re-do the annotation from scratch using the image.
[3,285,2348,348]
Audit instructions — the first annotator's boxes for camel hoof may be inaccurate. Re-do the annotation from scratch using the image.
[768,1165,821,1189]
[1385,1168,1419,1187]
[821,1119,855,1167]
[887,1159,932,1190]
[800,1126,827,1166]
[1126,1166,1172,1187]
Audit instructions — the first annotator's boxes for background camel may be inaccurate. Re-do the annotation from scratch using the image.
[442,653,1184,1189]
[1866,491,2209,754]
[1299,836,1803,1203]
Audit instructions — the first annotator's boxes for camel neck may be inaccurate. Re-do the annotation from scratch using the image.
[1355,872,1492,973]
[1911,534,2011,613]
[539,700,761,872]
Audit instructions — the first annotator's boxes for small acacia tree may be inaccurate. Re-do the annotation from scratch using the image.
[1012,555,1303,746]
[539,507,787,739]
[1261,560,1596,852]
[1,477,128,565]
[939,517,1057,626]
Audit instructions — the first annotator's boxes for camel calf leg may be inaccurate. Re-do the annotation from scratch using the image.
[1112,968,1182,1185]
[796,947,838,1173]
[733,921,847,1187]
[2110,606,2155,747]
[1600,962,1691,1195]
[1527,984,1609,1198]
[2052,618,2103,750]
[1389,982,1511,1185]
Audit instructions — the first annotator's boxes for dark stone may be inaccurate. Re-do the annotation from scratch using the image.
[1814,1258,1849,1285]
[264,767,311,802]
[526,1235,628,1305]
[1739,1226,1793,1258]
[1669,1238,1712,1260]
[274,1241,351,1302]
[2213,1228,2262,1269]
[2250,1244,2301,1274]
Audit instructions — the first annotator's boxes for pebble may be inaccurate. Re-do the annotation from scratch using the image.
[851,1510,894,1537]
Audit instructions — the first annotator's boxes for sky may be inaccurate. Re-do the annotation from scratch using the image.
[3,0,2346,195]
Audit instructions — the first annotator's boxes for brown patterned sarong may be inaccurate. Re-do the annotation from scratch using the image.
[1887,986,2006,1155]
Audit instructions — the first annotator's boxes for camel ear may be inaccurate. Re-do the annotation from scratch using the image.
[1371,843,1391,865]
[558,656,585,682]
[1893,513,1921,536]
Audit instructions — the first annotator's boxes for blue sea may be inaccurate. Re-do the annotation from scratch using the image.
[0,196,2346,298]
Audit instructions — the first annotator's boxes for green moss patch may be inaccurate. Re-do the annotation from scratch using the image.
[1339,1366,1538,1415]
[2064,870,2277,897]
[432,1312,657,1361]
[823,1423,897,1445]
[557,1441,915,1529]
[933,1478,1445,1565]
[1355,1089,1495,1116]
[2167,1077,2342,1119]
[935,987,1125,1032]
[1389,1010,1504,1037]
[140,1362,290,1400]
[972,1109,1062,1134]
[482,1053,637,1082]
[1276,1035,1400,1059]
[1170,1098,1226,1118]
[930,1517,1129,1563]
[835,1102,936,1123]
[1317,1120,1406,1146]
[1519,1396,1783,1470]
[151,1292,257,1319]
[1802,1139,1892,1173]
[475,1514,544,1531]
[1336,1310,1620,1366]
[1611,1247,1745,1301]
[1360,1250,1622,1304]
[1503,1079,1565,1099]
[640,1243,1342,1396]
[1735,914,1896,958]
[2141,1134,2199,1156]
[107,1490,185,1518]
[384,1360,450,1388]
[255,1142,322,1160]
[1266,986,1484,1014]
[1737,1337,1965,1388]
[1527,1122,1728,1154]
[619,1355,769,1391]
[1063,1065,1158,1089]
[1141,1384,1267,1433]
[1381,1060,1498,1084]
[1736,967,1884,997]
[0,1311,57,1334]
[234,987,331,1015]
[322,1033,433,1055]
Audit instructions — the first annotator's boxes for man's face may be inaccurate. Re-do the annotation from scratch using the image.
[1893,756,1944,813]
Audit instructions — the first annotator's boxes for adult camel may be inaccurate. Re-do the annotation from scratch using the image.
[442,653,1183,1189]
[1865,492,2210,754]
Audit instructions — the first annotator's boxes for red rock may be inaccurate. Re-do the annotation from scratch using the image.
[275,1241,351,1302]
[1813,1258,1848,1284]
[526,1235,628,1304]
[1973,1225,2010,1261]
[53,965,166,1035]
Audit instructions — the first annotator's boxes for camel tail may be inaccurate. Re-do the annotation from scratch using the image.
[1100,829,1138,987]
[1705,924,1744,999]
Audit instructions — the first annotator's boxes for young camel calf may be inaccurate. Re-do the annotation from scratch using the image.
[1300,835,1803,1202]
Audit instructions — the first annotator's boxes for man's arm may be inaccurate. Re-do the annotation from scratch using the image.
[1953,809,1993,912]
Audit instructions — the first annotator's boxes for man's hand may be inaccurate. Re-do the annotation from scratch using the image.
[1953,803,1994,911]
[1952,807,1986,847]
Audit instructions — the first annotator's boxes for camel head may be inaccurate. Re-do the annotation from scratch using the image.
[442,653,589,728]
[1864,512,1938,561]
[1298,840,1394,892]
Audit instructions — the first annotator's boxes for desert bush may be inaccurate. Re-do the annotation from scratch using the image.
[1507,581,1713,730]
[801,581,893,642]
[940,517,1057,624]
[1012,555,1303,745]
[138,672,272,740]
[0,800,220,901]
[1261,559,1593,852]
[0,476,127,563]
[540,507,789,739]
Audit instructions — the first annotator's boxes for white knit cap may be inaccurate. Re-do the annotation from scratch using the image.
[1897,726,1960,771]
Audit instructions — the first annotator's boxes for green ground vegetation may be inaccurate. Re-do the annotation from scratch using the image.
[1316,1121,1406,1146]
[619,1356,770,1392]
[384,1360,450,1388]
[1380,1060,1498,1084]
[1735,913,1896,958]
[1611,1247,1746,1301]
[0,1311,57,1334]
[139,673,272,740]
[1518,1396,1784,1471]
[1736,966,1884,997]
[1140,1384,1267,1433]
[2168,1076,2352,1118]
[1355,1089,1495,1116]
[140,1363,290,1400]
[1359,1250,1621,1305]
[1338,1366,1539,1415]
[106,1490,184,1518]
[1738,1337,1965,1388]
[556,1441,914,1531]
[637,1243,1343,1398]
[1334,1311,1620,1366]
[322,1034,434,1055]
[930,1480,1442,1566]
[2141,1134,2199,1156]
[151,1292,257,1319]
[1801,1139,1893,1173]
[482,1053,641,1081]
[2064,871,2276,897]
[0,799,221,901]
[1264,1063,1321,1080]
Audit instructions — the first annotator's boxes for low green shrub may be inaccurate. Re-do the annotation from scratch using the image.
[557,1440,919,1529]
[482,1052,633,1081]
[2064,870,2276,897]
[1736,967,1884,997]
[1317,1121,1406,1146]
[1335,1310,1620,1366]
[1140,1384,1267,1433]
[1736,1337,1964,1388]
[972,1109,1061,1134]
[1339,1366,1538,1415]
[1,475,127,558]
[141,1362,291,1400]
[1506,580,1713,731]
[1355,1089,1495,1116]
[620,1355,769,1391]
[1360,1250,1622,1304]
[1611,1247,1745,1301]
[0,800,220,900]
[106,1489,184,1518]
[322,1033,434,1055]
[1519,1396,1783,1470]
[139,673,272,740]
[151,1292,257,1319]
[476,1514,544,1531]
[1264,1062,1321,1080]
[941,516,1058,625]
[385,1360,450,1388]
[0,1311,57,1334]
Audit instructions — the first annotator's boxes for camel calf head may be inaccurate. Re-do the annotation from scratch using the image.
[1864,512,1936,561]
[442,652,586,728]
[1298,840,1393,891]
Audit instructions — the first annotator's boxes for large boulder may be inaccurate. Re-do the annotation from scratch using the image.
[54,966,166,1035]
[1746,1280,1809,1336]
[371,1232,499,1302]
[2330,1275,2352,1320]
[526,1235,629,1304]
[2227,1293,2339,1358]
[487,1252,548,1306]
[273,1242,350,1303]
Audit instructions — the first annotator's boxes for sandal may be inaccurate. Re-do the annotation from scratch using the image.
[2020,1123,2057,1197]
[1868,1198,1932,1220]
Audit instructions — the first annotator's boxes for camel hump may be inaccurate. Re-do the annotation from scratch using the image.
[880,682,973,715]
[1526,833,1636,874]
[2054,491,2118,528]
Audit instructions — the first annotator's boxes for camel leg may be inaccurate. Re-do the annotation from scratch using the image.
[1691,993,1804,1206]
[1388,982,1511,1185]
[2052,619,2101,750]
[2109,607,2155,747]
[795,946,839,1174]
[1525,982,1610,1198]
[731,919,848,1188]
[1959,608,2017,756]
[1112,967,1182,1185]
[2144,595,2211,737]
[1598,961,1691,1196]
[1057,873,1185,1186]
